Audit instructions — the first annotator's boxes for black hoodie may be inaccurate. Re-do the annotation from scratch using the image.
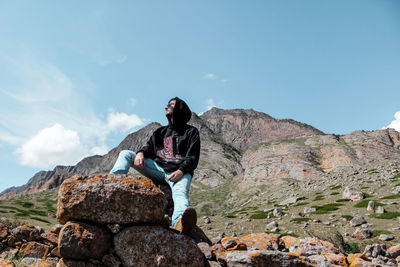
[138,97,200,176]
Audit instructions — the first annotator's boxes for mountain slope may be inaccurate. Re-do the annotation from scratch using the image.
[1,108,399,201]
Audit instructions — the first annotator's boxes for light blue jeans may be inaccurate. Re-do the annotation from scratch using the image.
[109,150,192,227]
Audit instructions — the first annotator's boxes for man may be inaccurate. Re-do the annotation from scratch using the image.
[110,97,200,234]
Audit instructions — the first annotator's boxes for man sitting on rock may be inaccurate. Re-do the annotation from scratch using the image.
[110,97,200,235]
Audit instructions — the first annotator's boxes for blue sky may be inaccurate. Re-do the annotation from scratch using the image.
[0,0,400,192]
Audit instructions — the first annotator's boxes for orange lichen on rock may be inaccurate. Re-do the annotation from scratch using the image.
[322,252,348,266]
[349,258,375,267]
[387,244,400,258]
[221,237,247,250]
[0,259,13,267]
[281,235,301,248]
[239,233,281,250]
[57,174,167,224]
[347,253,370,265]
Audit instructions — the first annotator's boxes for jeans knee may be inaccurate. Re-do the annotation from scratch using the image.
[119,150,135,160]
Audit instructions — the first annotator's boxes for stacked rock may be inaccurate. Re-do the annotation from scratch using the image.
[56,174,205,267]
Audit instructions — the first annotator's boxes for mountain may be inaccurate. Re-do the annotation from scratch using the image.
[1,107,399,200]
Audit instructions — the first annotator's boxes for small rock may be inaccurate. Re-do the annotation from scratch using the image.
[387,244,400,258]
[361,223,370,228]
[376,206,386,214]
[364,244,385,258]
[0,259,13,266]
[19,241,50,258]
[40,232,58,246]
[350,216,367,227]
[0,247,19,260]
[342,186,364,201]
[353,228,372,239]
[323,221,330,226]
[266,221,278,231]
[367,201,375,212]
[11,225,42,242]
[292,212,304,218]
[279,197,298,206]
[204,216,211,224]
[303,207,316,214]
[379,234,395,241]
[273,208,284,217]
[0,224,9,240]
[392,186,400,195]
[50,224,63,235]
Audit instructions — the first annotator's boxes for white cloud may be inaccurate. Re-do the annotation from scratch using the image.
[206,98,216,110]
[15,124,87,168]
[1,56,145,169]
[203,73,217,80]
[221,79,228,86]
[13,107,145,169]
[128,98,137,107]
[198,98,223,116]
[107,109,144,133]
[384,111,400,132]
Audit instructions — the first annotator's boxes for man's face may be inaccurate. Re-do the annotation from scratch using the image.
[165,99,176,116]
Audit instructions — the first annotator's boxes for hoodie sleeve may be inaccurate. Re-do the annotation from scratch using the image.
[137,131,157,159]
[178,128,200,174]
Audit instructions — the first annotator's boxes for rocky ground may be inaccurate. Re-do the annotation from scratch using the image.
[192,159,400,253]
[1,173,400,266]
[1,160,399,261]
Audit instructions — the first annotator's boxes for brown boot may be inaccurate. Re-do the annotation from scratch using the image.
[175,206,197,235]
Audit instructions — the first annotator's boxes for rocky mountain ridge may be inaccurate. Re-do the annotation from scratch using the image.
[1,107,399,202]
[0,107,322,199]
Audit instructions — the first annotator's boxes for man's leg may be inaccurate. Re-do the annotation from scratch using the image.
[109,150,135,174]
[109,150,165,184]
[165,173,193,228]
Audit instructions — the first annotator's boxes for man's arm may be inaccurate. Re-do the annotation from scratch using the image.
[136,130,158,168]
[169,128,200,182]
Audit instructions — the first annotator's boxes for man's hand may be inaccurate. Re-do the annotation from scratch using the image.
[134,152,145,169]
[168,169,184,182]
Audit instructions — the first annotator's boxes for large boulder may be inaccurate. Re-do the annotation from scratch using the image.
[114,225,204,267]
[19,241,50,258]
[11,224,43,242]
[58,221,112,260]
[57,174,167,224]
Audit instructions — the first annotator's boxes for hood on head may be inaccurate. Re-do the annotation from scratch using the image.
[168,97,192,128]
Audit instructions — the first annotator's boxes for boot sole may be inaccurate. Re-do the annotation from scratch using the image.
[180,207,197,235]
